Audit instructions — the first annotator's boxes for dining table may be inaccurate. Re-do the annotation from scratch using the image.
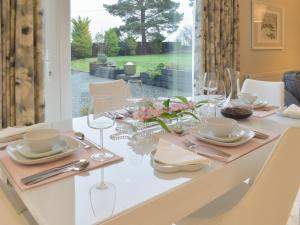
[0,108,299,225]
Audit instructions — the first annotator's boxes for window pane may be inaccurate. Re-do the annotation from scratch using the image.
[71,0,193,117]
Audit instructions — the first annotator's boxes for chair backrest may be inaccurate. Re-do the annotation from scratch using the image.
[241,79,284,107]
[225,127,300,225]
[89,80,130,109]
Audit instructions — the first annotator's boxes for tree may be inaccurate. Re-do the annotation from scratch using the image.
[71,16,92,59]
[104,0,183,54]
[176,25,192,47]
[104,29,120,56]
[125,36,137,55]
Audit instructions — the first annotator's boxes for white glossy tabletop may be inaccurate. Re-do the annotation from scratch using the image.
[5,113,300,225]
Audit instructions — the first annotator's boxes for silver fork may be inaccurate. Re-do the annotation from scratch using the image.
[182,139,231,158]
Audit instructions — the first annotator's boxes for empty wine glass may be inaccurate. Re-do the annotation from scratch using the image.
[208,79,226,116]
[126,79,144,112]
[86,95,115,161]
[90,168,116,219]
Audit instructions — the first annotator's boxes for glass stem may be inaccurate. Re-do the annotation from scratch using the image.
[99,129,104,150]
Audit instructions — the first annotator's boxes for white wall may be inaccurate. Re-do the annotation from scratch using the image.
[239,0,300,80]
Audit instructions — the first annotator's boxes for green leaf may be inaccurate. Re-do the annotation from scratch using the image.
[144,117,171,133]
[181,111,199,121]
[163,99,170,109]
[155,118,171,133]
[175,96,188,104]
[160,112,177,119]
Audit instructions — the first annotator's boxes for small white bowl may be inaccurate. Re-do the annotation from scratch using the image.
[205,117,238,138]
[239,92,257,104]
[24,129,60,153]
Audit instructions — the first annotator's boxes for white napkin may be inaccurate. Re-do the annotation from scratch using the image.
[0,123,48,144]
[154,139,210,166]
[283,104,300,117]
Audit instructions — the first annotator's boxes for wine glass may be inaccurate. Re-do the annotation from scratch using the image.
[128,79,144,99]
[90,168,116,219]
[86,95,115,161]
[126,79,144,112]
[208,79,226,117]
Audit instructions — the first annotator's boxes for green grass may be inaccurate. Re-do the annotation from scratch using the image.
[71,53,192,74]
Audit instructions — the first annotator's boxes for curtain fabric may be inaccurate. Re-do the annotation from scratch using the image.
[194,0,240,95]
[0,0,44,128]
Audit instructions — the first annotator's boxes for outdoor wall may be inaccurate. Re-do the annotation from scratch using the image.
[239,0,300,80]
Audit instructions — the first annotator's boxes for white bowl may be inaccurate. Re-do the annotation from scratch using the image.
[24,129,60,153]
[205,117,238,138]
[239,92,257,104]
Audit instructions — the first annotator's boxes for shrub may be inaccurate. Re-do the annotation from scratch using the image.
[148,63,166,79]
[126,36,137,55]
[104,29,120,57]
[71,16,93,59]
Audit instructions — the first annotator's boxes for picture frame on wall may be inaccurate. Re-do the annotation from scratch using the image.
[251,0,285,50]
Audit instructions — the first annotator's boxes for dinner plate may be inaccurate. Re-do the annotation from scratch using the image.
[276,107,300,119]
[196,127,245,143]
[16,140,67,159]
[253,100,268,109]
[150,150,209,173]
[192,128,255,147]
[6,135,80,165]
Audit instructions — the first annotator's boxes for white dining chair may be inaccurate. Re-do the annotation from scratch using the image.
[176,127,300,225]
[0,188,28,225]
[241,79,285,107]
[89,79,130,109]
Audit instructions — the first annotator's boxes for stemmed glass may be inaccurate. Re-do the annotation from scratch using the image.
[126,79,144,112]
[86,95,115,161]
[203,72,226,117]
[208,79,226,117]
[89,168,116,219]
[128,79,144,99]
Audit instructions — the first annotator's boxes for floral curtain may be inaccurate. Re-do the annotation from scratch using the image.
[194,0,240,95]
[0,0,44,128]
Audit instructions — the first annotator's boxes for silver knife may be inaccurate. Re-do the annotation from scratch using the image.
[21,160,84,184]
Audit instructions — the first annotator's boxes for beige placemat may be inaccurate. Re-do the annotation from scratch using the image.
[0,134,123,190]
[253,106,278,118]
[161,128,279,163]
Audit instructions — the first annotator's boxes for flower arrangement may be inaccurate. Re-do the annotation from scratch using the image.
[132,96,207,132]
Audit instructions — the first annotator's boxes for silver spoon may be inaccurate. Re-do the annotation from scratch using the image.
[74,132,92,149]
[26,160,90,185]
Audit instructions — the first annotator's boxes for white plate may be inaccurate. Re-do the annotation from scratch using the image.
[150,151,208,173]
[6,135,80,165]
[253,100,268,109]
[276,108,300,119]
[16,140,67,159]
[192,128,255,147]
[196,127,245,143]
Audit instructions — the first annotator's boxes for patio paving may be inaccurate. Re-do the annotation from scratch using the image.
[71,70,191,117]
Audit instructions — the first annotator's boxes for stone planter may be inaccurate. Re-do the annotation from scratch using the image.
[89,62,116,78]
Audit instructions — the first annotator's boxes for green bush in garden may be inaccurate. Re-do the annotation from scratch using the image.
[71,16,93,59]
[104,29,120,57]
[125,36,137,55]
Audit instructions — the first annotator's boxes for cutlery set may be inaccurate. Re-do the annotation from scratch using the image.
[21,159,90,185]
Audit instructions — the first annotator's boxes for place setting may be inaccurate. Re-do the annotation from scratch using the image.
[0,96,124,190]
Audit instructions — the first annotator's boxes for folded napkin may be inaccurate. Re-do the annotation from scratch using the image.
[154,139,210,166]
[282,104,300,117]
[0,123,48,143]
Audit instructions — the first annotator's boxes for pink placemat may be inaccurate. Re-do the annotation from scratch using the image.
[161,128,279,163]
[253,106,278,118]
[0,134,123,190]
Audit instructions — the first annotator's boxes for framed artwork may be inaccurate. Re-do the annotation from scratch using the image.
[251,1,285,49]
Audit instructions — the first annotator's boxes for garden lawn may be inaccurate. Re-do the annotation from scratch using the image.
[71,53,192,74]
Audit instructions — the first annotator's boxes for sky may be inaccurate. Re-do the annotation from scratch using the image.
[71,0,193,41]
